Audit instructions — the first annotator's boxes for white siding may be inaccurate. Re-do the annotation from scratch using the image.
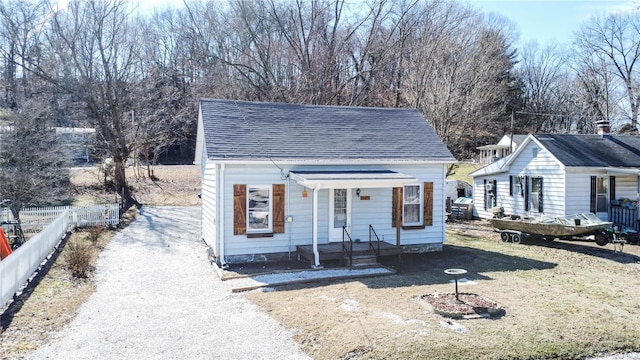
[614,175,638,200]
[200,162,217,254]
[212,162,447,257]
[565,171,638,218]
[474,141,567,219]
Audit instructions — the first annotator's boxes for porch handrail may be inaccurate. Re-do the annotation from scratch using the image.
[342,226,353,267]
[368,224,381,258]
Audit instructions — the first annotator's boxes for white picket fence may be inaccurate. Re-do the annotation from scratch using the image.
[0,204,120,309]
[1,210,70,309]
[1,204,119,233]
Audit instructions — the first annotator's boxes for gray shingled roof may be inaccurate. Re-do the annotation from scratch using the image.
[511,134,528,147]
[534,134,640,167]
[199,99,455,161]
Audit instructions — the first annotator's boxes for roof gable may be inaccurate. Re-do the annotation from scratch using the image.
[199,99,455,162]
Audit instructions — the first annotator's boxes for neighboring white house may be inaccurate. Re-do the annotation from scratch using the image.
[55,127,95,163]
[477,134,527,164]
[0,126,95,163]
[470,125,640,231]
[194,99,456,268]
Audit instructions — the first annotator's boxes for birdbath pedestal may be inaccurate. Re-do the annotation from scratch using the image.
[444,268,467,302]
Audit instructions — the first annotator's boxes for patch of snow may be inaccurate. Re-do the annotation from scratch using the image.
[377,312,426,326]
[339,299,359,312]
[439,320,468,334]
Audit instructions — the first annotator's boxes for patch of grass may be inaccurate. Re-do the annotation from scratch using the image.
[447,162,482,185]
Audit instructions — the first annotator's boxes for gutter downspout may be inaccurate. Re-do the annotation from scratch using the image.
[219,163,228,269]
[312,187,321,268]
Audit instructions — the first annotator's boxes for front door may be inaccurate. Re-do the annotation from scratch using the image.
[329,188,351,242]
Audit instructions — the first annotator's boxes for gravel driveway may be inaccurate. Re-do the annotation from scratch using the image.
[27,206,310,360]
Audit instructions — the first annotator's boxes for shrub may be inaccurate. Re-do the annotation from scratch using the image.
[87,225,105,245]
[65,240,93,278]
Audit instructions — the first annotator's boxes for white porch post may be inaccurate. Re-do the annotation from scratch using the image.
[312,187,321,268]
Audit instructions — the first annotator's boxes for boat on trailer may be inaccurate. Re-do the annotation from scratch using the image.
[490,213,613,245]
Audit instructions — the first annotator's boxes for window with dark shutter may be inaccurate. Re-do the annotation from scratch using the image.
[235,184,284,237]
[483,179,487,210]
[423,182,433,227]
[538,178,543,213]
[273,184,285,234]
[610,176,616,203]
[392,184,432,229]
[590,176,596,213]
[392,187,402,227]
[493,180,497,207]
[524,176,530,211]
[233,184,246,235]
[509,176,513,196]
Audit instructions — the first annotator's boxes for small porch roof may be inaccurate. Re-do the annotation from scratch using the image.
[289,170,417,189]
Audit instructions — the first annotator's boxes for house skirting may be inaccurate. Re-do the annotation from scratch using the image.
[209,243,443,266]
[221,252,296,265]
[402,243,442,253]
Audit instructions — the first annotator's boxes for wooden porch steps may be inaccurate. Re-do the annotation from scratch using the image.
[297,241,403,266]
[343,254,378,267]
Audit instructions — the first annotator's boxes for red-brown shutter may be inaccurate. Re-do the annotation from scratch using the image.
[273,184,285,233]
[233,184,246,235]
[392,187,403,227]
[423,182,433,226]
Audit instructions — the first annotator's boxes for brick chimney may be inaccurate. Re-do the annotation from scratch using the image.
[596,120,610,135]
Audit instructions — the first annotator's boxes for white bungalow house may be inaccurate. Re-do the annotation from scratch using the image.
[194,99,456,268]
[477,134,527,164]
[470,124,640,231]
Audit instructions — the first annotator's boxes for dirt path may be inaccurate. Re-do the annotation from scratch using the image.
[25,206,309,360]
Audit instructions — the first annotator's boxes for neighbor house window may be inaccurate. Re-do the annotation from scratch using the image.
[596,177,608,213]
[484,180,496,210]
[529,177,543,213]
[403,185,422,225]
[247,185,272,232]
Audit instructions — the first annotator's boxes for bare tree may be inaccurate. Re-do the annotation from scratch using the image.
[0,102,70,212]
[34,0,140,207]
[574,10,640,128]
[0,0,51,109]
[404,2,517,158]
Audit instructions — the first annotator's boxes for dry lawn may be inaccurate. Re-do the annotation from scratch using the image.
[70,164,201,206]
[245,226,640,359]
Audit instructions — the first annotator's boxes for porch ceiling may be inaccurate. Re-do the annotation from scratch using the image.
[289,170,418,189]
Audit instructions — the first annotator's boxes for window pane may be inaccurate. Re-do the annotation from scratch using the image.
[333,189,347,228]
[248,187,270,230]
[404,185,420,224]
[596,177,608,213]
[527,177,543,212]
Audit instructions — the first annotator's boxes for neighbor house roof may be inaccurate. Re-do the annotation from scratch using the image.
[534,134,640,167]
[470,133,640,177]
[198,99,455,162]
